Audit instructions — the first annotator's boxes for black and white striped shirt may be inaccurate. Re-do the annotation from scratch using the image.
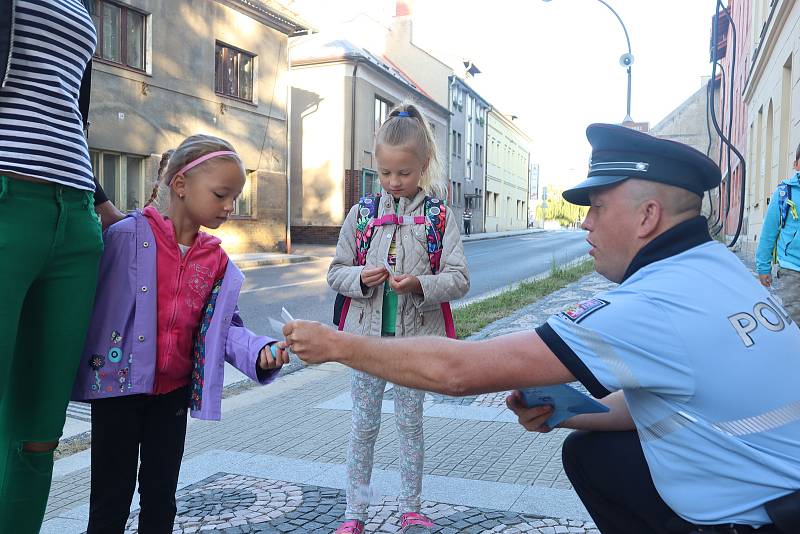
[0,0,96,191]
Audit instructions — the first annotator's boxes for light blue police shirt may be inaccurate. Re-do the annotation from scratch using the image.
[538,218,800,525]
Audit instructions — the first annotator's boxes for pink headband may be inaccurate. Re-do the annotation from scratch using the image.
[170,150,239,183]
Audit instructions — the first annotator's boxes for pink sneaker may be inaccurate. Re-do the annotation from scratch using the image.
[400,512,434,533]
[335,519,365,534]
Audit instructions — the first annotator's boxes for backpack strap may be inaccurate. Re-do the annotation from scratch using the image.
[423,196,457,338]
[423,196,447,274]
[354,194,381,266]
[778,183,791,229]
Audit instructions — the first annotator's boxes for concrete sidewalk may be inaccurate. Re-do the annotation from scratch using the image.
[44,271,611,534]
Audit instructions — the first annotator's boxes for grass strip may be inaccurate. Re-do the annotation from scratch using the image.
[454,259,595,339]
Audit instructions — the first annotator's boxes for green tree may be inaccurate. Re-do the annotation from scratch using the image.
[535,187,588,227]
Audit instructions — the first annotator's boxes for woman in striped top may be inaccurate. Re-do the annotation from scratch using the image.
[0,1,121,531]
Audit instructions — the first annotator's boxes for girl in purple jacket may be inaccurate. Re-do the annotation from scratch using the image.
[72,135,289,533]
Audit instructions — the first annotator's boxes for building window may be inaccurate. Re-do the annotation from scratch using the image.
[362,169,380,196]
[215,42,255,102]
[92,0,146,71]
[232,171,255,217]
[457,133,462,158]
[374,97,391,132]
[90,150,145,211]
[451,129,457,156]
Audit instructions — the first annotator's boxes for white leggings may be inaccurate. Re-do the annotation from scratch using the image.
[346,369,425,521]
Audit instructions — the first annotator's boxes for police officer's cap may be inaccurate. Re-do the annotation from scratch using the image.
[563,123,722,206]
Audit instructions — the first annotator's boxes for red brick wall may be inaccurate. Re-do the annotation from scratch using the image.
[344,168,363,215]
[291,225,340,244]
[291,168,362,245]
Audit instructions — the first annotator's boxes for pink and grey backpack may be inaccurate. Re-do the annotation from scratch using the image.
[333,194,457,338]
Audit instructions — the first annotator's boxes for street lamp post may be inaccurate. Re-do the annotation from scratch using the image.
[542,0,634,123]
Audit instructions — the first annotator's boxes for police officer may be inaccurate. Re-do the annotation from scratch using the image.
[284,124,800,534]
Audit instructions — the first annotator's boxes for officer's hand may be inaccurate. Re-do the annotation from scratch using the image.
[759,274,772,288]
[506,391,554,433]
[283,320,341,365]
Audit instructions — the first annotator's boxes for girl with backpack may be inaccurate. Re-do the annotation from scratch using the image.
[71,135,290,533]
[328,103,470,534]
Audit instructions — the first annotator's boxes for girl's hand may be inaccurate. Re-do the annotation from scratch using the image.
[361,266,390,288]
[506,391,554,433]
[259,343,290,370]
[388,274,422,295]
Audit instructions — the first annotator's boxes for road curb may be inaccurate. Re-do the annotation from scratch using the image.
[462,228,547,243]
[233,254,322,269]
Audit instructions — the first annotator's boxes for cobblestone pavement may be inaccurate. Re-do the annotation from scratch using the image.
[125,473,598,534]
[45,272,615,534]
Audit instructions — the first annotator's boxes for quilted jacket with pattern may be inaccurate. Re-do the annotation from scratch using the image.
[328,188,470,338]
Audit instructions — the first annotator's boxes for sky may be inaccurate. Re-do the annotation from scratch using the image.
[285,0,719,191]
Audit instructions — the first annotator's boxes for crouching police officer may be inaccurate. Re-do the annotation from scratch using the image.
[284,124,800,534]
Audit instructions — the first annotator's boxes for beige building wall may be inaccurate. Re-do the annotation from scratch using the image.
[484,110,531,232]
[384,16,452,108]
[88,0,297,253]
[649,80,721,219]
[289,63,348,226]
[742,0,800,251]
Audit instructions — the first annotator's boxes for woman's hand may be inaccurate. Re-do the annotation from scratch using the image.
[506,390,555,433]
[361,266,390,288]
[95,200,126,230]
[388,274,422,295]
[758,274,772,288]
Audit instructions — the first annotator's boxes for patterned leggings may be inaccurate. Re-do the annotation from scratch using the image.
[346,369,425,521]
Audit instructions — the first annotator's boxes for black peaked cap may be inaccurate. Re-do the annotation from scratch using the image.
[562,123,722,206]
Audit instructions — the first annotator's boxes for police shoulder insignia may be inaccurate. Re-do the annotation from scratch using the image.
[560,298,610,323]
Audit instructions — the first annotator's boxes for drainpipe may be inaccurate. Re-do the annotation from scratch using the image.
[349,58,361,208]
[447,76,454,206]
[285,41,292,254]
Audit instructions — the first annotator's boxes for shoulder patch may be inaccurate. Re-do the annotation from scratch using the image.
[560,298,610,323]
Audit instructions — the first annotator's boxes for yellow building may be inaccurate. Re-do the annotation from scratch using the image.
[485,110,532,232]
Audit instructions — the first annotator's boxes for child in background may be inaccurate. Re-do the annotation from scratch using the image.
[72,135,289,533]
[328,104,470,533]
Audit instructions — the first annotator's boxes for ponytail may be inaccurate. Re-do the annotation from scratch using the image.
[144,149,174,208]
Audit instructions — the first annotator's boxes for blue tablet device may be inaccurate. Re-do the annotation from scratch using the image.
[519,384,609,428]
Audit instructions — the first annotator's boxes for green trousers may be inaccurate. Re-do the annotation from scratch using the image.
[0,176,103,533]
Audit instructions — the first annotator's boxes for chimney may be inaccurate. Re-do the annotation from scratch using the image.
[396,0,413,17]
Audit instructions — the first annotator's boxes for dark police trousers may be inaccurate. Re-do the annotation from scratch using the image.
[562,430,781,534]
[86,386,189,534]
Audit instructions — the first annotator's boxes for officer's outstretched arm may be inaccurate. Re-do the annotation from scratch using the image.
[286,321,575,396]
